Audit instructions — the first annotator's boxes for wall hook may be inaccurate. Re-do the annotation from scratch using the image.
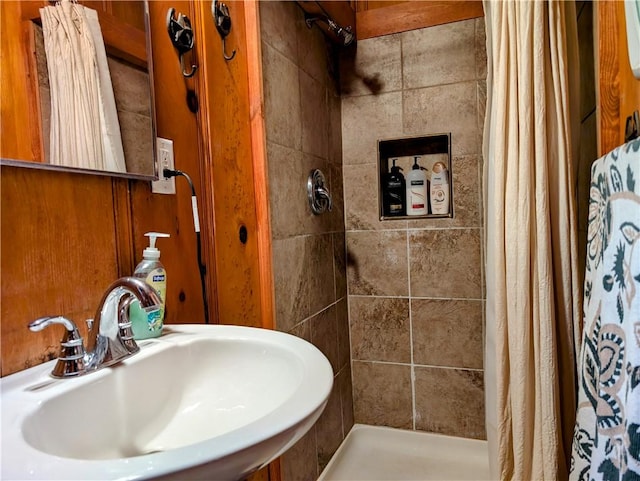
[212,0,236,61]
[167,8,198,78]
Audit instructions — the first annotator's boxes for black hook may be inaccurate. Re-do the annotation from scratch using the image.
[212,0,236,61]
[167,8,198,78]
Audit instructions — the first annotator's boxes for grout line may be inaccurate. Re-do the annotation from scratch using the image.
[351,359,484,373]
[348,294,486,302]
[406,230,417,431]
[346,226,484,234]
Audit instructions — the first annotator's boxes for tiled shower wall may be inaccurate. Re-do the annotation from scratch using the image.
[259,2,353,480]
[340,19,487,439]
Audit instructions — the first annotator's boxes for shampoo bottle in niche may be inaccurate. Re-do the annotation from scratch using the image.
[130,232,170,340]
[383,158,406,216]
[406,156,428,216]
[430,162,450,215]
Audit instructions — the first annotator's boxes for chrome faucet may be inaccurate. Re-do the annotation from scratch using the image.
[28,277,162,378]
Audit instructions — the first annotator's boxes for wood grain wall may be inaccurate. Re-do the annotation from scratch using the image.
[597,0,640,155]
[0,0,270,376]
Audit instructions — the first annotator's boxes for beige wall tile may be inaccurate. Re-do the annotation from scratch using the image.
[39,87,51,163]
[310,304,339,373]
[328,92,343,165]
[349,296,411,363]
[347,231,408,296]
[272,236,310,332]
[108,58,151,116]
[336,298,350,369]
[337,365,355,434]
[340,34,402,97]
[342,92,403,165]
[334,233,348,301]
[477,81,487,155]
[301,71,329,159]
[267,142,307,239]
[34,26,49,89]
[289,317,311,342]
[402,20,476,89]
[403,82,478,158]
[297,16,331,86]
[475,18,487,81]
[414,367,486,439]
[316,380,344,472]
[262,41,302,150]
[352,361,413,429]
[344,163,408,231]
[412,299,483,369]
[259,1,298,62]
[328,163,345,233]
[280,426,318,481]
[118,111,153,175]
[409,229,482,299]
[309,234,336,314]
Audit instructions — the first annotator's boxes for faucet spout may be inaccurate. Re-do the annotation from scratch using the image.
[84,277,162,371]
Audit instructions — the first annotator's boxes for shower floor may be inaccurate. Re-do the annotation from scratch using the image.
[318,424,492,481]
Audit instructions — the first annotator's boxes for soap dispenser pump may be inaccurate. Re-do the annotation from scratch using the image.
[406,156,428,216]
[130,232,170,339]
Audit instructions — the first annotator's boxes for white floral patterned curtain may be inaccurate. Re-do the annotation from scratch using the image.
[40,0,126,172]
[482,1,582,478]
[570,140,640,480]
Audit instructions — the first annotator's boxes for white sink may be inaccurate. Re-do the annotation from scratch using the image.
[1,324,333,480]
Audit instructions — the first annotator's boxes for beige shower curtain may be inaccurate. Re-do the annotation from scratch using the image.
[483,1,582,479]
[40,0,126,172]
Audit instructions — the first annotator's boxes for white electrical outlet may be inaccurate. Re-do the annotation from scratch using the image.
[152,137,176,194]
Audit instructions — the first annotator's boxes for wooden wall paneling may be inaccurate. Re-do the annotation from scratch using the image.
[0,2,42,161]
[112,178,135,277]
[0,167,120,376]
[356,0,484,40]
[596,0,640,156]
[617,0,640,145]
[192,0,264,328]
[244,1,275,332]
[130,1,209,326]
[596,0,621,155]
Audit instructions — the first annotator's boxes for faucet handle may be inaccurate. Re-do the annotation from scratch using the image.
[28,316,86,378]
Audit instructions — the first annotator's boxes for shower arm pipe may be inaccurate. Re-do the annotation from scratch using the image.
[296,0,356,44]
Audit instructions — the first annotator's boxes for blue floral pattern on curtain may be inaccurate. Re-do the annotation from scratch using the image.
[571,138,640,481]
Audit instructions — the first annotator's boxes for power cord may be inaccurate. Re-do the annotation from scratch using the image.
[163,168,210,325]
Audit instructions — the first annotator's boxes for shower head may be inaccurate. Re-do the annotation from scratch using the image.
[304,12,354,47]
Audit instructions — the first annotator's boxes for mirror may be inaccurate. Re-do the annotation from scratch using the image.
[1,1,156,180]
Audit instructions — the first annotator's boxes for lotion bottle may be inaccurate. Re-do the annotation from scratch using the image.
[130,232,170,339]
[406,156,428,216]
[430,162,450,215]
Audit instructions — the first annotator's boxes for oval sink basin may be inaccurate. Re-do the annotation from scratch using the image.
[1,325,333,480]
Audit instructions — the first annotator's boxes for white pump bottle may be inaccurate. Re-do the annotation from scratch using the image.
[130,232,170,339]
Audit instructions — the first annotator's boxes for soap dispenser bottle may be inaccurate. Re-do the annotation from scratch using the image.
[383,158,406,216]
[130,232,170,339]
[406,156,429,216]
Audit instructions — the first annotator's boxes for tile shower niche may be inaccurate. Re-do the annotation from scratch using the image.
[378,134,453,220]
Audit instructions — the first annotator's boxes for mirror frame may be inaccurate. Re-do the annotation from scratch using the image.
[0,0,157,181]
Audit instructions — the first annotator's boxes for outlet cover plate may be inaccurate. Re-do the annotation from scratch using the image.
[152,137,176,194]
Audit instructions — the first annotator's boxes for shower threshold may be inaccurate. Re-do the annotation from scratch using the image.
[318,424,492,481]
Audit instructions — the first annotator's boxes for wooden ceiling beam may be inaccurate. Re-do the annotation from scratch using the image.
[356,0,484,40]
